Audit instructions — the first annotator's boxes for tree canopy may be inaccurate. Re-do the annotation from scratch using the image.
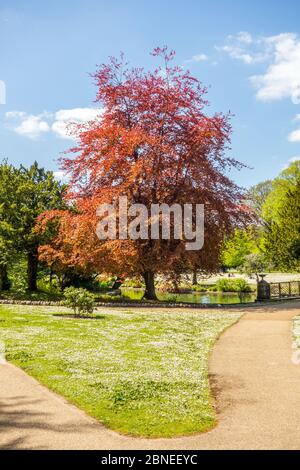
[39,47,249,299]
[262,160,300,224]
[264,181,300,272]
[0,161,66,290]
[222,227,260,270]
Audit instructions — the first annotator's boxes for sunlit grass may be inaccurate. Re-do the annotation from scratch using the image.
[0,305,241,437]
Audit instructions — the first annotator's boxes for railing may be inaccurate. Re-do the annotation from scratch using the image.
[270,281,300,299]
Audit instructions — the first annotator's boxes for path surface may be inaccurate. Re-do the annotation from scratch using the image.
[1,301,300,450]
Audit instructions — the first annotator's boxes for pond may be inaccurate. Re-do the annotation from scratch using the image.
[120,287,256,305]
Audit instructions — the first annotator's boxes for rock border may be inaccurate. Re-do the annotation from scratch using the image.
[0,296,299,309]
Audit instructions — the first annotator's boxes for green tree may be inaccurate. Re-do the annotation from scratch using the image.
[0,162,18,290]
[262,160,300,224]
[17,162,67,290]
[264,182,300,272]
[222,228,259,270]
[0,161,67,291]
[247,180,273,218]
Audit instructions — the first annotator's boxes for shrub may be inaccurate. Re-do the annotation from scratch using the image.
[63,287,95,316]
[37,277,62,295]
[215,278,252,293]
[98,279,114,290]
[233,278,252,293]
[208,285,218,292]
[11,271,27,294]
[8,255,27,293]
[122,278,145,288]
[191,285,207,292]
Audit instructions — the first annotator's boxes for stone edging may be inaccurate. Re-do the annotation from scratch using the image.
[0,297,299,309]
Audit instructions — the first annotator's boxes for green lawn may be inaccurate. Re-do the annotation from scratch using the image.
[0,305,241,437]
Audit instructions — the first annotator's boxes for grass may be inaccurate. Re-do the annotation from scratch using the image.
[0,305,241,438]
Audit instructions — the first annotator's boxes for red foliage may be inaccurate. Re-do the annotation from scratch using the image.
[39,47,250,297]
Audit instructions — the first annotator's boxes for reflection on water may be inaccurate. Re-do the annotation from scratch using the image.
[120,288,256,305]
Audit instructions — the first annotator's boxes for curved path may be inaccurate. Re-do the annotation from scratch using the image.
[1,301,300,450]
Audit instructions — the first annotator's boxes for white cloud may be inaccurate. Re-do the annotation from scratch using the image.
[52,107,103,140]
[288,129,300,143]
[53,170,69,182]
[251,33,300,104]
[184,53,208,64]
[5,107,103,140]
[288,114,300,143]
[16,117,50,139]
[5,111,27,118]
[5,111,50,139]
[220,45,258,64]
[231,31,253,45]
[191,53,208,62]
[217,32,270,65]
[219,31,300,104]
[51,120,72,140]
[55,108,102,122]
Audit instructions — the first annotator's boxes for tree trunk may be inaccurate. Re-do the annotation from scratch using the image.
[0,264,10,291]
[192,269,198,285]
[27,247,39,291]
[143,271,157,300]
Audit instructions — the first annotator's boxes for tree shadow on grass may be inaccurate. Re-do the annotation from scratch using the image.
[52,313,106,320]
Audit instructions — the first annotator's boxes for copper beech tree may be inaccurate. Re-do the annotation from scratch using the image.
[38,47,249,300]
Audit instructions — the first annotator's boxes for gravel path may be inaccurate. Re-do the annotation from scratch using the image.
[1,301,300,450]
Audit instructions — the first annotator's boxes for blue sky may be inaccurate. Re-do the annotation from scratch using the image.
[1,0,300,187]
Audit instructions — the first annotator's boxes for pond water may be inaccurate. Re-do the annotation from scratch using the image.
[120,288,256,305]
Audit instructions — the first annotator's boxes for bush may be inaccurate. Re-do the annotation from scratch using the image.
[191,285,207,292]
[122,278,144,288]
[11,271,27,294]
[92,279,113,291]
[37,277,62,295]
[233,278,253,293]
[208,285,218,292]
[63,287,95,316]
[8,255,27,293]
[215,278,252,293]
